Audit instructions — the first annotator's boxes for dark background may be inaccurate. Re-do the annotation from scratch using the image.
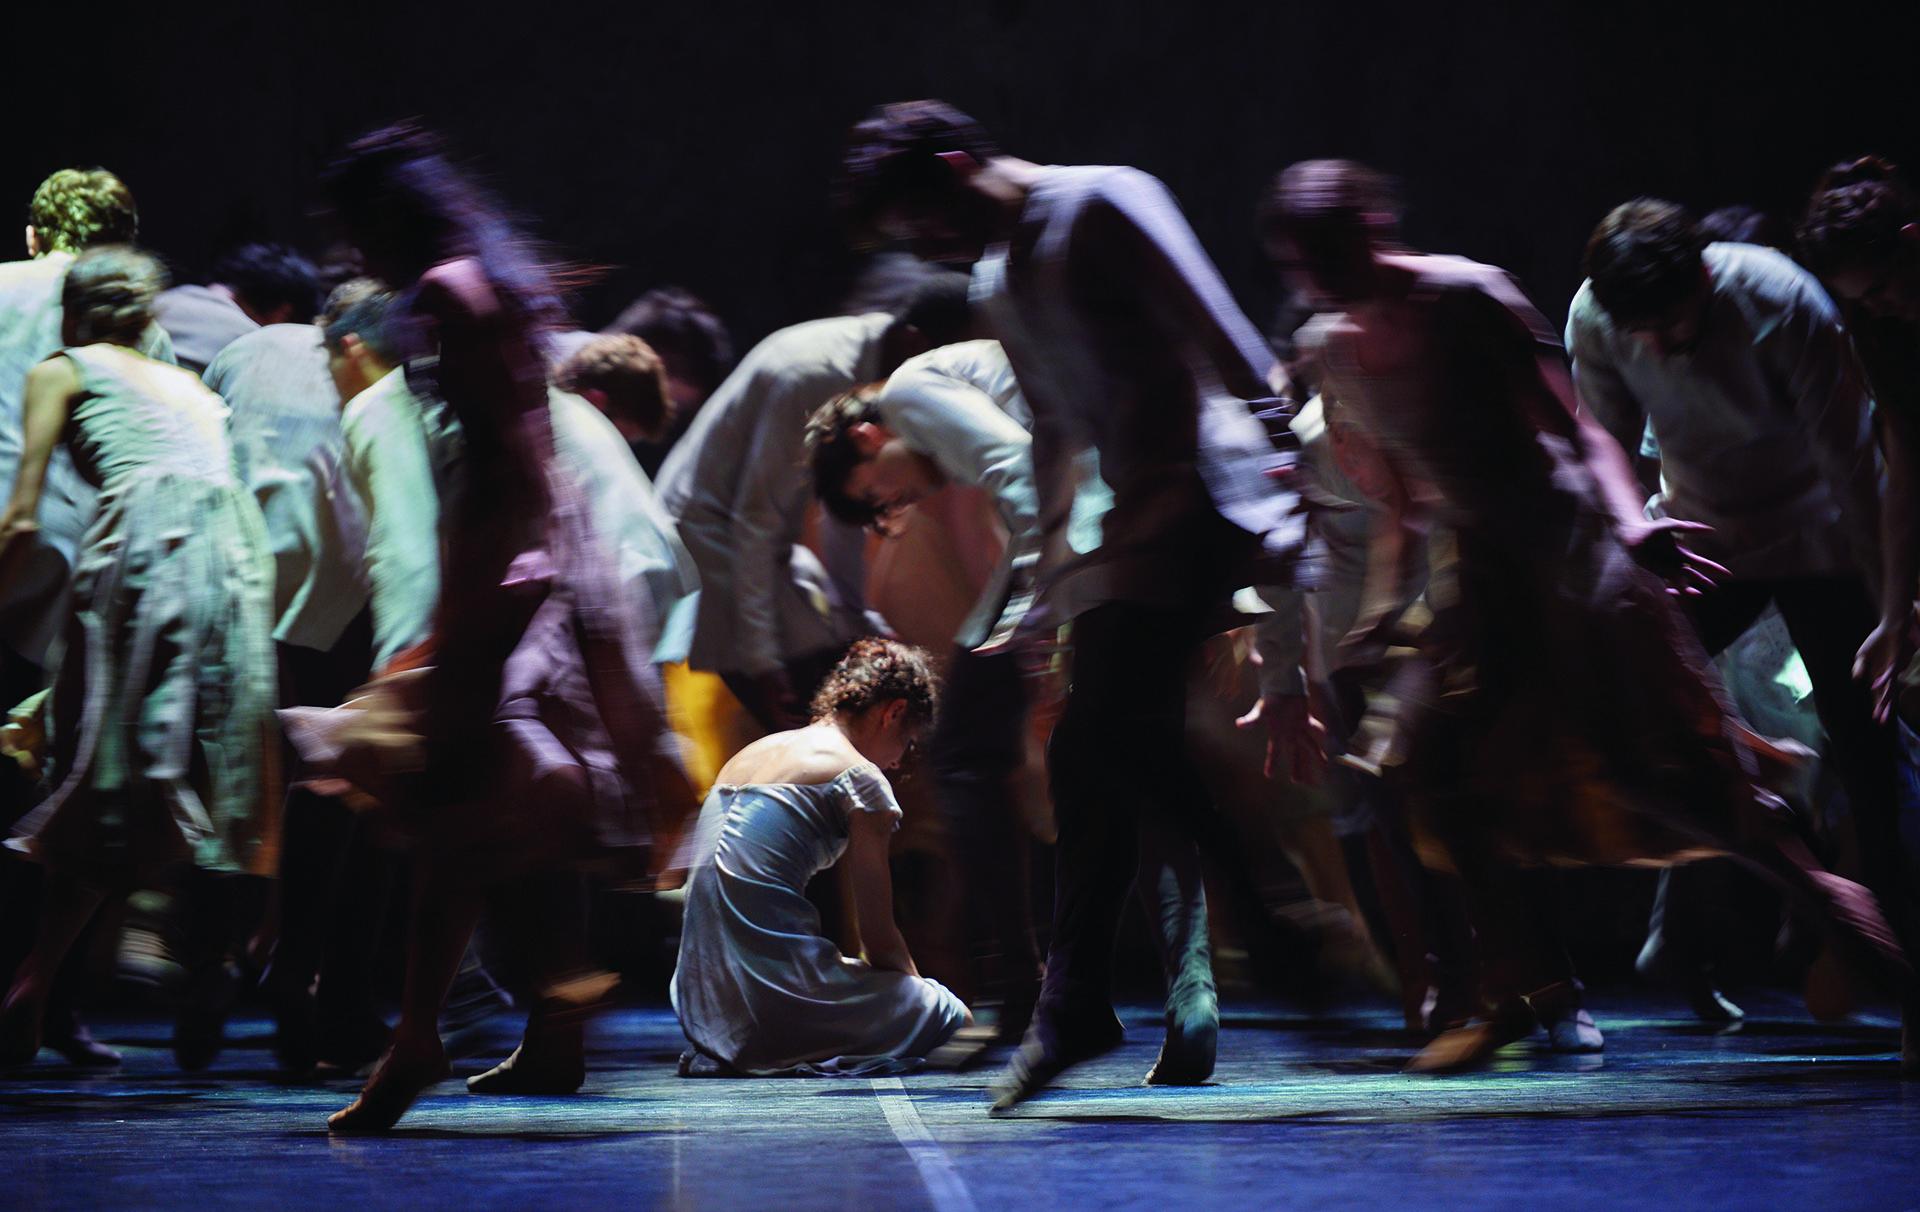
[18,1,1917,349]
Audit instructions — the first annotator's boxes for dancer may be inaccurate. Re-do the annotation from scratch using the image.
[838,101,1315,1109]
[156,242,322,373]
[293,125,697,1131]
[1571,197,1917,1053]
[0,246,280,1066]
[672,638,969,1073]
[1262,159,1909,1072]
[655,274,972,730]
[805,338,1213,1046]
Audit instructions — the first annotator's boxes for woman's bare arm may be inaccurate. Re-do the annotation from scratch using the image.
[844,808,917,976]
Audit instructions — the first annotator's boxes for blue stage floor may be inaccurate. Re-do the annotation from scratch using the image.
[5,993,1919,1210]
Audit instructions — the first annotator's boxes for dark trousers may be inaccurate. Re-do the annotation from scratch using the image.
[721,648,847,734]
[1039,603,1214,1024]
[1664,575,1917,961]
[929,646,1039,997]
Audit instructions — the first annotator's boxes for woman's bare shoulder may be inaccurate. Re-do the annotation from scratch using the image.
[715,725,865,788]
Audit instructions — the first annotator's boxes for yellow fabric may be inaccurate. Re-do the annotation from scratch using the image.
[663,662,761,799]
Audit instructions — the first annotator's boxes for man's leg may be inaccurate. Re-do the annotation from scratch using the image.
[1642,581,1777,1017]
[928,646,1039,1042]
[993,603,1200,1109]
[1133,810,1215,1084]
[1774,577,1920,1043]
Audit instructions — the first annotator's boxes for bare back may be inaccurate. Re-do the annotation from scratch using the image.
[716,722,868,788]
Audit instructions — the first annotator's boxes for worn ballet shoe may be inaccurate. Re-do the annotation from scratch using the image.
[44,1009,122,1068]
[1145,986,1217,1086]
[1543,1008,1605,1054]
[1406,1003,1534,1074]
[327,1039,452,1133]
[466,1043,585,1096]
[988,1010,1125,1113]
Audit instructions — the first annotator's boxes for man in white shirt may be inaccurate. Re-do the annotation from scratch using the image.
[654,276,973,729]
[1569,198,1914,1039]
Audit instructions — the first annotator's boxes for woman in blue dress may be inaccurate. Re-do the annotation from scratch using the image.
[673,639,970,1074]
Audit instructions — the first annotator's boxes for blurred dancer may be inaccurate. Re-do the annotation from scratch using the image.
[156,242,322,374]
[1799,157,1920,725]
[673,639,968,1074]
[805,339,1213,1047]
[0,168,167,1066]
[1570,198,1917,1056]
[838,101,1315,1108]
[1263,160,1908,1073]
[295,125,697,1131]
[654,275,971,730]
[0,247,280,1067]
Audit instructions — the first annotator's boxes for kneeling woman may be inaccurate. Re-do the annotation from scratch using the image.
[673,639,969,1074]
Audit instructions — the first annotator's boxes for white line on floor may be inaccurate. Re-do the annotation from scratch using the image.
[870,1077,980,1212]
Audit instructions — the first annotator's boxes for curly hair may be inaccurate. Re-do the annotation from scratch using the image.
[554,333,673,440]
[1584,198,1706,328]
[62,245,168,347]
[1800,155,1917,277]
[803,385,887,529]
[809,638,939,730]
[29,168,138,255]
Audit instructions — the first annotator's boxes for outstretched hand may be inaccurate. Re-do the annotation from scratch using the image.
[1619,517,1727,598]
[1854,612,1916,726]
[1236,692,1329,786]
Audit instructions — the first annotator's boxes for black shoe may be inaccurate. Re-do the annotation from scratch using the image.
[466,1043,585,1096]
[45,1009,121,1068]
[316,1010,394,1075]
[173,961,241,1072]
[1144,985,1217,1086]
[988,1009,1125,1113]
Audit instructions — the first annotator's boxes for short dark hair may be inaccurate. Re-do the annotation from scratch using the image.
[837,100,1000,245]
[29,168,138,255]
[63,245,167,346]
[602,287,733,394]
[321,287,399,365]
[809,637,939,731]
[214,242,323,321]
[1259,159,1403,246]
[1697,205,1782,249]
[889,271,973,348]
[1584,199,1707,328]
[803,386,887,529]
[555,333,672,439]
[1800,156,1917,277]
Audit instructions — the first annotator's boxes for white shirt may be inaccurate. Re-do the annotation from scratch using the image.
[1567,242,1878,581]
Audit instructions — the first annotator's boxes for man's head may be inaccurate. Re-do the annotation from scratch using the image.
[1260,159,1403,308]
[213,242,323,326]
[1584,199,1712,357]
[554,334,674,442]
[876,271,975,375]
[27,168,138,257]
[602,287,733,414]
[804,386,946,531]
[319,280,399,405]
[1800,155,1920,323]
[838,100,1006,266]
[60,245,167,348]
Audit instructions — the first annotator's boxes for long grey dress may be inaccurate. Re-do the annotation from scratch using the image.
[671,762,967,1074]
[7,344,279,884]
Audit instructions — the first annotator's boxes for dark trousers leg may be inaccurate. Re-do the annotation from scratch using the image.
[1773,578,1919,953]
[1039,603,1203,1026]
[928,646,1039,1001]
[1651,582,1778,973]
